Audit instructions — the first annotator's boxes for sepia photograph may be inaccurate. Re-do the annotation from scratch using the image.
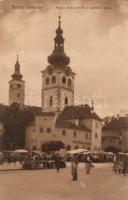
[0,0,128,200]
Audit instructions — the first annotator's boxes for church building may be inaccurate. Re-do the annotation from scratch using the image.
[25,16,102,151]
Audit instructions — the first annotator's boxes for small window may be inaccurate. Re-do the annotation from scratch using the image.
[45,77,50,85]
[47,128,51,133]
[52,76,56,83]
[62,130,66,137]
[49,96,53,106]
[17,93,20,98]
[62,76,66,84]
[10,84,13,88]
[68,78,72,86]
[40,128,43,133]
[73,131,77,138]
[95,133,98,138]
[65,97,68,106]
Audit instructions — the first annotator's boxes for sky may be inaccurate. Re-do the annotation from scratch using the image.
[0,0,128,117]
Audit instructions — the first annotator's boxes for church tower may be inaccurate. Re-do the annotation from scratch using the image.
[41,16,76,112]
[9,55,25,108]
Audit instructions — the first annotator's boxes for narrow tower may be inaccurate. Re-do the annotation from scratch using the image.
[9,55,25,108]
[41,16,76,112]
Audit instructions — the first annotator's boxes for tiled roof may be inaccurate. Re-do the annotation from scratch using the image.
[55,120,91,132]
[103,116,128,129]
[57,105,102,121]
[24,106,42,115]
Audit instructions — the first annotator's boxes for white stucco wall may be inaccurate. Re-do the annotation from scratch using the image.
[9,80,25,107]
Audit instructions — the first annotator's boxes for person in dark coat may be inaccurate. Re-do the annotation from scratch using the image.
[55,154,61,172]
[122,156,128,176]
[71,154,78,181]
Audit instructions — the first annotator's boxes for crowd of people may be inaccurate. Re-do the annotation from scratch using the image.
[0,151,66,170]
[71,154,94,181]
[0,150,128,179]
[71,153,128,181]
[67,152,113,163]
[113,154,128,176]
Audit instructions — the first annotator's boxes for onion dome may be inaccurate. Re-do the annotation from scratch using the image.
[48,15,70,67]
[11,54,23,81]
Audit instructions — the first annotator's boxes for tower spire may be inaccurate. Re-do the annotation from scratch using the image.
[48,15,70,67]
[11,54,23,80]
[17,53,19,62]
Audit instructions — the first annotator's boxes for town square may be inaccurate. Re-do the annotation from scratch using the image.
[0,1,128,200]
[0,161,128,200]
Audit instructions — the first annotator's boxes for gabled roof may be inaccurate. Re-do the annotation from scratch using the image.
[103,116,128,129]
[57,105,102,121]
[55,120,91,132]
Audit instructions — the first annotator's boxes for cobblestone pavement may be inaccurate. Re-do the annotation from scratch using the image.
[0,162,128,200]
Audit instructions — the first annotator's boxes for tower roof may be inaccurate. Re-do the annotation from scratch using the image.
[48,15,70,67]
[11,54,23,81]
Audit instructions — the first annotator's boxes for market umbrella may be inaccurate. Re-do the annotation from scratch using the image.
[82,151,92,155]
[67,148,89,155]
[14,149,28,153]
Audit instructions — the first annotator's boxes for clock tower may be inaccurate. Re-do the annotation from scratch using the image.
[9,55,25,108]
[41,16,75,112]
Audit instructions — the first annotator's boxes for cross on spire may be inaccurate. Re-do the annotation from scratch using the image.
[17,53,19,62]
[91,100,94,111]
[58,15,61,26]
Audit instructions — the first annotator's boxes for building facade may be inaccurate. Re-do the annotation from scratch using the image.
[102,116,128,153]
[25,105,102,151]
[25,16,102,151]
[9,55,25,108]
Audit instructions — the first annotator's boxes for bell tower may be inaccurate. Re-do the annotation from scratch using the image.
[9,55,25,108]
[41,16,76,112]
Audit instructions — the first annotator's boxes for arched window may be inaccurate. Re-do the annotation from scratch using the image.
[65,97,68,106]
[52,76,56,83]
[62,76,66,84]
[17,84,21,88]
[49,96,53,106]
[68,78,72,86]
[45,77,50,85]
